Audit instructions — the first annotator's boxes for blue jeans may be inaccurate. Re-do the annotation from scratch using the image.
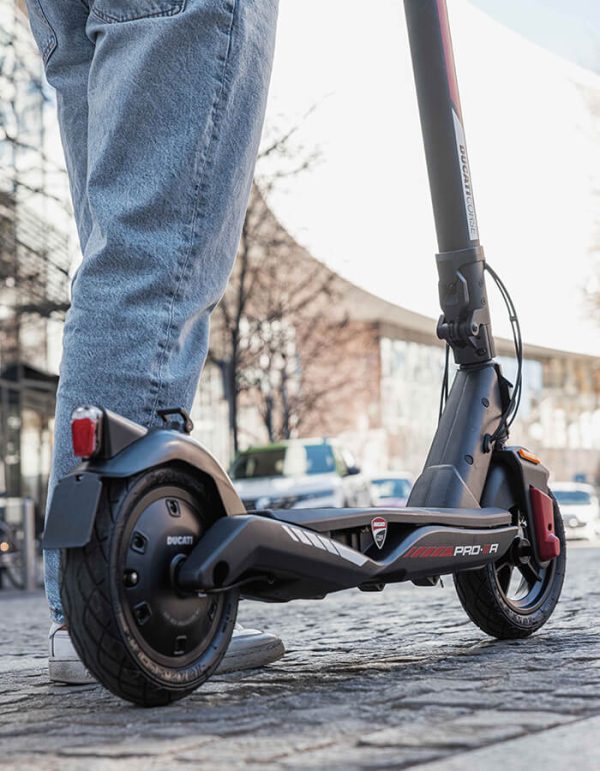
[25,0,278,624]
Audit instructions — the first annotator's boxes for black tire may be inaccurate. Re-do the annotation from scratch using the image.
[61,464,238,707]
[454,492,566,639]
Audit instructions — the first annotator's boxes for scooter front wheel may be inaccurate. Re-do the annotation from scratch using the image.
[454,492,566,639]
[61,464,238,707]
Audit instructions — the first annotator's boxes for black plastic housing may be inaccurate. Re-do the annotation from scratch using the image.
[436,246,495,364]
[408,363,508,510]
[177,511,517,601]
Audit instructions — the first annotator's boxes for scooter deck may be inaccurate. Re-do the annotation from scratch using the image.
[177,507,517,602]
[264,506,511,531]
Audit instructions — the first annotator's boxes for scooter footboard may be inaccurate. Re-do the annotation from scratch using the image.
[177,515,378,599]
[177,513,518,601]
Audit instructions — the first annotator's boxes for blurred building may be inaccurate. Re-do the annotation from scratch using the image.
[3,0,599,507]
[201,210,600,487]
[248,0,600,481]
[266,0,600,359]
[0,1,72,505]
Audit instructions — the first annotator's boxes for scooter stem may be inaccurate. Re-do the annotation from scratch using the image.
[404,0,494,365]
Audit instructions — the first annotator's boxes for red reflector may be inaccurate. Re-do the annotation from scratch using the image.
[71,417,99,458]
[530,487,560,562]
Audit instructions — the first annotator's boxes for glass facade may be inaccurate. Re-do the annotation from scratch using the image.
[380,336,600,484]
[0,1,72,506]
[380,337,448,474]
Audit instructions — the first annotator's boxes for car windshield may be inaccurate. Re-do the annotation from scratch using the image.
[231,444,336,479]
[231,448,286,479]
[553,489,593,506]
[372,478,412,499]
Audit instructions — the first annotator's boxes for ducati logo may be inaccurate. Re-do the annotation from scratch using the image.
[371,517,388,550]
[166,535,194,546]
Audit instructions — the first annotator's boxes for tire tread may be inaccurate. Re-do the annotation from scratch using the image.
[454,494,566,639]
[61,466,235,707]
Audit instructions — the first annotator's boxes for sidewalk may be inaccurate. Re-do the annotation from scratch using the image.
[1,544,599,769]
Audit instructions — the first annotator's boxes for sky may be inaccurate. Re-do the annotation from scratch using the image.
[263,0,600,357]
[471,0,600,74]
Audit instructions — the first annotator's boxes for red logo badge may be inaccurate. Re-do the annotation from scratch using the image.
[371,516,388,549]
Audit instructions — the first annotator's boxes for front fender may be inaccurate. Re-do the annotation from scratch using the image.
[43,429,244,549]
[483,446,552,565]
[485,447,550,511]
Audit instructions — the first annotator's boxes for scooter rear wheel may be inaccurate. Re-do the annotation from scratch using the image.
[454,492,566,639]
[61,464,238,707]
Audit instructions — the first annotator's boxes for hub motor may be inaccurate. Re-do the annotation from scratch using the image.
[60,466,239,706]
[118,487,224,666]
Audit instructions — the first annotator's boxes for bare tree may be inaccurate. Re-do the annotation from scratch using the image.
[243,230,360,443]
[210,112,362,451]
[208,183,290,453]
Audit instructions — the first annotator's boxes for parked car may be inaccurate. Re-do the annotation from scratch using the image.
[370,473,414,508]
[553,483,600,541]
[231,438,372,510]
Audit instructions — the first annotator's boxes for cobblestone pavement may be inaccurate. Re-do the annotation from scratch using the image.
[2,543,600,770]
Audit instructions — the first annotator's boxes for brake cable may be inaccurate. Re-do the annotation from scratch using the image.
[438,263,524,451]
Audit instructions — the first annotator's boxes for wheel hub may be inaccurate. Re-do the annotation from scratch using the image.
[511,536,532,565]
[494,529,554,614]
[119,488,224,666]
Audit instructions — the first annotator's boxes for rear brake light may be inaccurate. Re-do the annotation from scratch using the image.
[71,406,103,458]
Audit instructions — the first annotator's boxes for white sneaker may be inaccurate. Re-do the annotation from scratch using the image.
[48,622,284,684]
[217,623,285,674]
[48,623,95,685]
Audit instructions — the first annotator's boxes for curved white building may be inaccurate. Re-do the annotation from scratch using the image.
[264,0,600,356]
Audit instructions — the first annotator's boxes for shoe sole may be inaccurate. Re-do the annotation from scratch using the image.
[48,658,95,685]
[216,635,285,674]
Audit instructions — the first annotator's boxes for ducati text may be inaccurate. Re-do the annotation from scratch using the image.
[166,535,194,546]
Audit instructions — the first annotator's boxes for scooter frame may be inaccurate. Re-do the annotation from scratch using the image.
[44,1,561,647]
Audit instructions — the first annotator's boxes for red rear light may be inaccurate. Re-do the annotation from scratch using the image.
[71,406,103,458]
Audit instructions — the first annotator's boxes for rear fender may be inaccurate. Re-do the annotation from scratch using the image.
[43,429,244,549]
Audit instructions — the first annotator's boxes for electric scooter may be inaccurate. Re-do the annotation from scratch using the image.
[43,0,566,707]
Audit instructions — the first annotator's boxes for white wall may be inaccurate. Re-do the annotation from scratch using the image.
[265,0,600,357]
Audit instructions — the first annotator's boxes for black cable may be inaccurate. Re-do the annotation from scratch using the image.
[484,262,523,446]
[438,343,450,422]
[437,263,523,447]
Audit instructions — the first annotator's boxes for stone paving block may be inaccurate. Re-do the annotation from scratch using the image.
[418,715,600,771]
[1,547,600,769]
[358,723,522,749]
[58,736,216,758]
[450,709,570,730]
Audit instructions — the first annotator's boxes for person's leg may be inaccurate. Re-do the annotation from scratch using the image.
[25,0,94,625]
[25,0,280,664]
